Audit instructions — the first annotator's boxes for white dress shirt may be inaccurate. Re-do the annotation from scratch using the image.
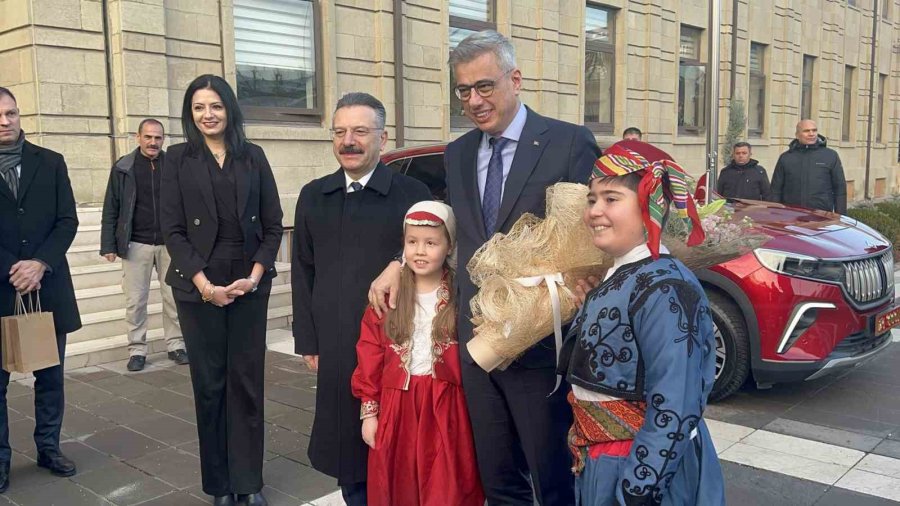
[476,103,527,202]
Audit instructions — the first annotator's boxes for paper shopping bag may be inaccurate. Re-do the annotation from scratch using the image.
[1,292,60,373]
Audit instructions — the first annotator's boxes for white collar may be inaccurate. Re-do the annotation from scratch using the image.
[605,243,671,281]
[345,168,375,192]
[480,102,527,149]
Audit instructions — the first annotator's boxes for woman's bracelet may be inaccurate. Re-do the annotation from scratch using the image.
[201,281,215,302]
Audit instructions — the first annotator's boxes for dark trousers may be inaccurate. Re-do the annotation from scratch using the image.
[0,332,67,463]
[176,259,269,496]
[461,360,575,506]
[341,481,367,506]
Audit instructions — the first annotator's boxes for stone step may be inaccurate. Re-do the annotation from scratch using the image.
[72,224,102,247]
[76,206,103,227]
[64,305,294,370]
[67,244,107,267]
[70,283,293,345]
[71,263,123,290]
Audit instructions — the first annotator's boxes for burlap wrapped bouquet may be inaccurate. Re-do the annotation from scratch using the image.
[466,182,612,372]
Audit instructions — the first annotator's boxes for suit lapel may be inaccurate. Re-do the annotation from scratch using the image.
[14,142,41,203]
[458,130,486,242]
[496,109,549,232]
[187,150,218,222]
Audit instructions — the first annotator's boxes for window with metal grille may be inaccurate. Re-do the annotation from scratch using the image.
[584,4,615,133]
[843,66,854,141]
[233,0,321,121]
[678,26,705,134]
[801,55,815,120]
[748,43,766,136]
[877,73,887,143]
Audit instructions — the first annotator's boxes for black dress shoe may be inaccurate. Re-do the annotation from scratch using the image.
[0,462,9,493]
[236,492,268,506]
[168,349,189,365]
[213,494,235,506]
[126,355,146,371]
[36,451,76,477]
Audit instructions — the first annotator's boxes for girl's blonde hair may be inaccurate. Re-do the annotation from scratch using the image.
[384,224,457,345]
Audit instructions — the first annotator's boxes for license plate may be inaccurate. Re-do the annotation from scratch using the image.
[875,305,900,334]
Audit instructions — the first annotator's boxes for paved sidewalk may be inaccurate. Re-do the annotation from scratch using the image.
[0,330,336,506]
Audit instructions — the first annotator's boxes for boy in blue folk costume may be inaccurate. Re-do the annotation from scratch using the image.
[559,141,725,505]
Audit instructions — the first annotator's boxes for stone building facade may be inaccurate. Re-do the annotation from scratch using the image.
[1,0,898,214]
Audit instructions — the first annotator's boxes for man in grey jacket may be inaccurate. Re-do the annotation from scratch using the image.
[100,119,186,371]
[770,120,847,213]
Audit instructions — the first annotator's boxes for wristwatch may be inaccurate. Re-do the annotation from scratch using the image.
[247,276,259,293]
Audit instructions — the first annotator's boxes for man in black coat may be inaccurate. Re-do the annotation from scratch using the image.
[292,92,430,505]
[717,141,770,200]
[0,87,80,492]
[770,120,847,213]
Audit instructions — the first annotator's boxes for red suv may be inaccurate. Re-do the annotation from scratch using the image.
[383,144,899,401]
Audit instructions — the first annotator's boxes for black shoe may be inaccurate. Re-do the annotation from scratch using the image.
[37,451,76,477]
[0,462,9,493]
[236,492,268,506]
[126,355,146,372]
[213,494,236,506]
[168,349,189,365]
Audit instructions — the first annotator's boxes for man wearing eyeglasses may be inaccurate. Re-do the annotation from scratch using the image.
[291,92,430,505]
[370,30,600,505]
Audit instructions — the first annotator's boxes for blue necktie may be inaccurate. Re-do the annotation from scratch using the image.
[482,137,509,235]
[349,181,363,192]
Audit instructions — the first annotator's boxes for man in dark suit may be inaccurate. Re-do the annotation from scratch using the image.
[292,92,430,505]
[370,31,600,505]
[0,86,80,492]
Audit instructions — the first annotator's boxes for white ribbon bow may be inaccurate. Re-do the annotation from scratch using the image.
[514,272,565,395]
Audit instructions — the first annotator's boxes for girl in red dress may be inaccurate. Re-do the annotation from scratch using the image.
[351,201,484,506]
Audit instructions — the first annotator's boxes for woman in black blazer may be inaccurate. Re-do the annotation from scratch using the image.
[160,75,283,506]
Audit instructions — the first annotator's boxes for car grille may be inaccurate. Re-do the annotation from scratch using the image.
[842,251,895,306]
[831,330,892,358]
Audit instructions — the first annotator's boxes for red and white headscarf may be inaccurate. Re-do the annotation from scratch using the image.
[403,201,457,270]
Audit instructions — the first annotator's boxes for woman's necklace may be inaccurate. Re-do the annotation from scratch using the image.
[212,150,226,160]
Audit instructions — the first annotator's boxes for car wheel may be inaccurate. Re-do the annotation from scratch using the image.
[707,290,751,402]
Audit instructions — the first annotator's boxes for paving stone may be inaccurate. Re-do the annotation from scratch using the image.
[168,407,197,425]
[262,457,337,502]
[128,415,197,446]
[87,376,156,398]
[130,370,189,389]
[176,440,200,458]
[6,394,35,415]
[814,486,900,505]
[5,452,57,491]
[66,382,118,408]
[7,407,28,423]
[706,393,790,429]
[764,418,883,453]
[265,384,316,410]
[127,491,208,505]
[263,400,300,422]
[89,399,163,426]
[872,439,900,460]
[57,440,120,474]
[129,389,194,415]
[72,461,174,506]
[259,484,301,505]
[162,382,194,399]
[6,478,111,506]
[66,368,120,384]
[269,408,314,436]
[264,365,301,384]
[783,406,898,439]
[264,422,308,458]
[62,406,117,438]
[8,419,37,454]
[82,427,167,461]
[722,461,827,506]
[127,448,201,490]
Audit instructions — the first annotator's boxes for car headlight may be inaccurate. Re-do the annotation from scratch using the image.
[753,248,845,284]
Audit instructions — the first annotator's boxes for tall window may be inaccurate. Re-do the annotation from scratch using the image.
[882,0,889,17]
[449,0,496,127]
[877,73,887,143]
[584,4,615,132]
[678,26,706,133]
[748,43,766,136]
[843,66,854,142]
[233,0,321,121]
[801,55,815,120]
